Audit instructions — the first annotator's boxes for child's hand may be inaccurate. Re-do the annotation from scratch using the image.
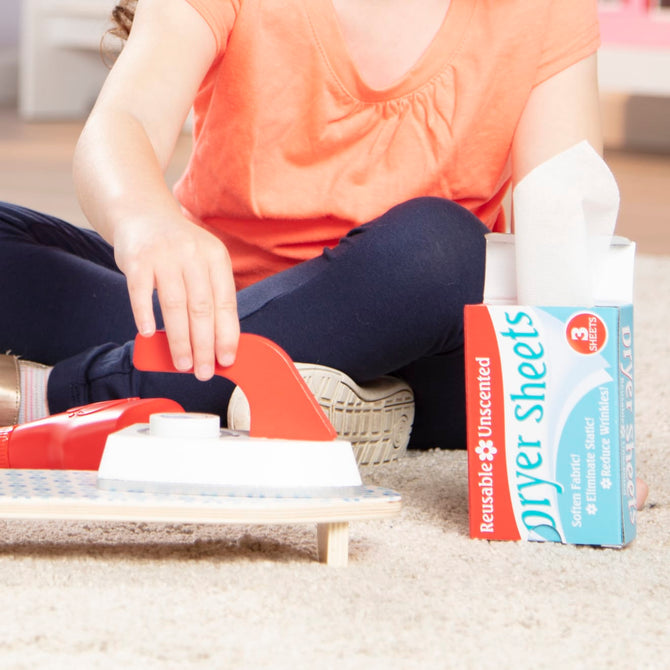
[114,213,239,381]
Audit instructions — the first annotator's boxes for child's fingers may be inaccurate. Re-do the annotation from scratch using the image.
[182,261,217,381]
[125,265,157,338]
[209,253,239,368]
[155,269,193,372]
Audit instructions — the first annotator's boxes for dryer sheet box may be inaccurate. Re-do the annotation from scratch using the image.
[464,235,637,547]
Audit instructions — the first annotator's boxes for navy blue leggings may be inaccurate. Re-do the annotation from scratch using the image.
[0,198,487,449]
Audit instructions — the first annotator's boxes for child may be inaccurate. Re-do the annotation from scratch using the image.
[0,0,616,468]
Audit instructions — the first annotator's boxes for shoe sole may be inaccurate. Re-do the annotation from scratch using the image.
[289,364,414,466]
[227,363,415,466]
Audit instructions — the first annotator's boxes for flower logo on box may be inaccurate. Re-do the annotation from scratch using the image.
[566,312,608,355]
[475,439,497,462]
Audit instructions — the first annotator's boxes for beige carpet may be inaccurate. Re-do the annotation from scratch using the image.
[0,254,668,670]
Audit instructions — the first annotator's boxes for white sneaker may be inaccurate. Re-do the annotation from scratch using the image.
[226,363,415,465]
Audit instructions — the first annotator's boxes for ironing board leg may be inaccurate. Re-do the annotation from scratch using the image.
[317,522,349,566]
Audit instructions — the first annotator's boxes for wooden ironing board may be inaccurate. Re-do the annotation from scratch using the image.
[0,469,401,566]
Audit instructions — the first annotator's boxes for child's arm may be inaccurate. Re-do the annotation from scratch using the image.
[511,53,603,186]
[73,0,239,381]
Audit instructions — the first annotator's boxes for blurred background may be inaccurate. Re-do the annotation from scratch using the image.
[1,0,669,252]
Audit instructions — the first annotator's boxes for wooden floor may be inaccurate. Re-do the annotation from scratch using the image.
[0,106,669,254]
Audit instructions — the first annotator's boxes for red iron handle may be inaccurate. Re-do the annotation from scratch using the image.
[133,332,337,442]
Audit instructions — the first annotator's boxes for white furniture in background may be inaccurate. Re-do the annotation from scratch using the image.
[598,47,670,97]
[597,0,670,96]
[19,0,118,119]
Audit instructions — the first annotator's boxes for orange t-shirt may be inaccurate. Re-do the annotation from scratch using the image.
[174,0,600,289]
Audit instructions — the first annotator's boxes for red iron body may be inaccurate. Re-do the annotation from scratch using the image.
[0,398,184,470]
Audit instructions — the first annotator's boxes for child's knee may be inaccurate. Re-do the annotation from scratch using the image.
[390,197,489,247]
[361,197,489,299]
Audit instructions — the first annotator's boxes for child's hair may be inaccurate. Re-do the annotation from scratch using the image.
[100,0,135,64]
[109,0,137,40]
